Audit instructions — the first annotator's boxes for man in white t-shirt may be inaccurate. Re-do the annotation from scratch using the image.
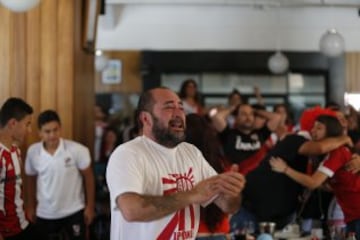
[25,110,95,240]
[106,87,245,240]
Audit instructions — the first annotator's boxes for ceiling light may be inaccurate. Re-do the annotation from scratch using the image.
[0,0,40,12]
[319,28,345,57]
[268,51,289,74]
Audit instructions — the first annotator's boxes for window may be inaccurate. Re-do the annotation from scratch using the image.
[161,72,326,122]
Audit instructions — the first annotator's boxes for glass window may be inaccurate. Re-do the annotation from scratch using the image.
[288,73,325,94]
[201,73,287,94]
[161,73,200,93]
[160,72,326,121]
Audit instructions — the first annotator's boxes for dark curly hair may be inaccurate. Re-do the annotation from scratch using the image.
[178,79,204,106]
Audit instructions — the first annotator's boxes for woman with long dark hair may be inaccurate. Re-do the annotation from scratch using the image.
[186,114,230,240]
[179,79,204,115]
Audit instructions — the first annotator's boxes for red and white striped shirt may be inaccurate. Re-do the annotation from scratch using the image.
[0,144,29,237]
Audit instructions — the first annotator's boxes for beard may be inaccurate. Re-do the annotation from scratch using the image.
[151,114,185,148]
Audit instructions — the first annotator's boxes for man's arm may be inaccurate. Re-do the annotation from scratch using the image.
[255,109,281,132]
[26,175,37,223]
[117,176,219,222]
[80,166,95,226]
[254,86,264,106]
[298,135,352,156]
[210,106,236,132]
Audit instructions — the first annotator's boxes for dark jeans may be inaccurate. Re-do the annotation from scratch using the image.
[36,210,85,240]
[230,207,258,232]
[230,207,296,233]
[5,223,46,240]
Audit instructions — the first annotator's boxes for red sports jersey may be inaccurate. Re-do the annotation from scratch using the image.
[319,146,360,223]
[0,144,29,237]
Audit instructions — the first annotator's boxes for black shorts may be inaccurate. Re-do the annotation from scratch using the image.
[35,209,86,240]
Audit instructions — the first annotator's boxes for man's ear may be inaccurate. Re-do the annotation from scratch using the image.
[7,118,17,129]
[139,111,152,127]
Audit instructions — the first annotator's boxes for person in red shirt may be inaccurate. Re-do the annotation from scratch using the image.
[270,114,360,239]
[0,98,44,240]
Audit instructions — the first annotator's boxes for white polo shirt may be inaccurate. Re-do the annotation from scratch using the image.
[25,139,91,219]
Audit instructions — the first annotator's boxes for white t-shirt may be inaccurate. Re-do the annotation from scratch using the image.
[106,136,217,240]
[25,139,91,219]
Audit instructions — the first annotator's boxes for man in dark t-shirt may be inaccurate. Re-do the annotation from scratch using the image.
[212,104,280,164]
[219,126,271,164]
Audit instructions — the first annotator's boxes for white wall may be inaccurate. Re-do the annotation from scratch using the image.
[96,5,360,51]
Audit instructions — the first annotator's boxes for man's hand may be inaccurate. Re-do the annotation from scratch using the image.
[84,205,95,226]
[216,164,245,197]
[345,153,360,174]
[269,157,288,173]
[189,176,222,205]
[26,206,36,223]
[213,164,246,213]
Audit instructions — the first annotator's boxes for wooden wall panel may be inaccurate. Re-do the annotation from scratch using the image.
[94,51,142,94]
[345,52,360,92]
[12,14,26,98]
[0,7,12,101]
[40,0,58,110]
[73,0,95,156]
[26,7,41,144]
[0,0,95,153]
[57,0,74,139]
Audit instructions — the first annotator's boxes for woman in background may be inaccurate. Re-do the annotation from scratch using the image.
[186,114,230,240]
[179,79,205,115]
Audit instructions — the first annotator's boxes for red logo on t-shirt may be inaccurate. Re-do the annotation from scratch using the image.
[157,167,195,240]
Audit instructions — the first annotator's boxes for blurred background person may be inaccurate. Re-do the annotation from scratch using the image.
[186,114,231,240]
[94,104,108,163]
[179,79,205,115]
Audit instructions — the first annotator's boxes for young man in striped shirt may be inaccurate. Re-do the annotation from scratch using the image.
[0,98,44,240]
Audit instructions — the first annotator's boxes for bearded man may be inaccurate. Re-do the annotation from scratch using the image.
[106,87,246,240]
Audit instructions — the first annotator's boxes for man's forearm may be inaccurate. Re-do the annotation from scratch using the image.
[118,191,194,222]
[82,167,95,210]
[118,176,221,222]
[26,175,37,209]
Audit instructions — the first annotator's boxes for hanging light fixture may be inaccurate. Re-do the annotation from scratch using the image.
[319,28,345,57]
[268,7,289,74]
[0,0,40,12]
[95,50,109,72]
[268,51,289,74]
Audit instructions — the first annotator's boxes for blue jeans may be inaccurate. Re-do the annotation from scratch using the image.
[230,207,258,233]
[346,219,360,239]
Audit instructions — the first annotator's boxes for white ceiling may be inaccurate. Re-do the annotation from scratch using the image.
[106,0,360,7]
[97,0,360,50]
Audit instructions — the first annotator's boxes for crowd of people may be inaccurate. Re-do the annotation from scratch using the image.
[2,78,360,240]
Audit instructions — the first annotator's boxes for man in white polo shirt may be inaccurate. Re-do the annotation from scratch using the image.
[25,110,95,240]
